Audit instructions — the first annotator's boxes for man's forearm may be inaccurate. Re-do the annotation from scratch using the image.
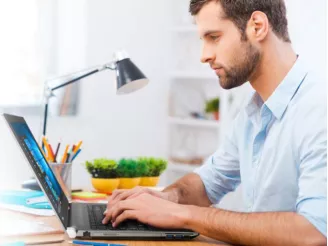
[183,206,326,246]
[163,173,211,207]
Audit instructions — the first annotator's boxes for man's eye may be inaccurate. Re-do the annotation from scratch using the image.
[210,36,219,41]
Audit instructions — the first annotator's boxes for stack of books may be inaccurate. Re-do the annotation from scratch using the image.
[0,190,51,210]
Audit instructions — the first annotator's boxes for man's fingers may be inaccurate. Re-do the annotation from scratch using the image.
[102,208,117,225]
[119,188,153,201]
[102,215,110,224]
[110,189,128,201]
[104,187,148,224]
[117,189,145,203]
[128,191,145,200]
[113,210,138,227]
[107,189,129,211]
[104,189,136,223]
[109,187,143,206]
[110,190,134,205]
[104,200,135,224]
[111,200,135,222]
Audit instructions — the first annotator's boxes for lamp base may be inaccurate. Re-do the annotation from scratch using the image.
[21,178,41,191]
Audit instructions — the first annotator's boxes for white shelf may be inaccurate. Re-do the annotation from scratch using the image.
[170,71,216,80]
[167,162,201,172]
[169,117,220,129]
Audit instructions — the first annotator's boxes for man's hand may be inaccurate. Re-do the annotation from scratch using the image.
[102,193,191,229]
[105,186,176,213]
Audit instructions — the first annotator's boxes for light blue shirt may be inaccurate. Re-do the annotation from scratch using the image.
[194,57,327,236]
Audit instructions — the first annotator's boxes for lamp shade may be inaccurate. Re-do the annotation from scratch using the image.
[115,58,149,95]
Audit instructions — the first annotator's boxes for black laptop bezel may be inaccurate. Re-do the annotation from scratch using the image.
[3,113,70,229]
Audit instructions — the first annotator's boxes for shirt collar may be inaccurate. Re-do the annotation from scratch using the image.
[245,91,262,117]
[245,56,308,120]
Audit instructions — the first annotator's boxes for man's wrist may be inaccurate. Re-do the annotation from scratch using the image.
[180,205,222,230]
[163,188,180,203]
[178,204,198,229]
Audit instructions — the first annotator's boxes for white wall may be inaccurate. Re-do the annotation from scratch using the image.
[0,0,173,190]
[286,0,327,78]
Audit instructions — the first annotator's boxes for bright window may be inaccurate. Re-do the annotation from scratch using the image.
[0,0,44,106]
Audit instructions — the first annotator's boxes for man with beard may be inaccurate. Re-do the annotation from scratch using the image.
[102,1,327,245]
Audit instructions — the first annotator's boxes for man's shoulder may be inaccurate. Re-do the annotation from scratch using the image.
[289,71,326,137]
[291,70,326,111]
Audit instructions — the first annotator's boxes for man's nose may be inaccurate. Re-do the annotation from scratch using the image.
[200,45,215,64]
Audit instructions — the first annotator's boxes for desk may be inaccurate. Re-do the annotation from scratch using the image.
[0,209,227,245]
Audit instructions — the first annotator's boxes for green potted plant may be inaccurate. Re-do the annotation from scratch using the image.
[117,158,142,189]
[205,97,220,121]
[139,157,168,187]
[85,158,119,194]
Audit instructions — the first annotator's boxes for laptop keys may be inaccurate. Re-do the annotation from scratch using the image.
[137,224,147,231]
[97,225,107,230]
[88,205,167,232]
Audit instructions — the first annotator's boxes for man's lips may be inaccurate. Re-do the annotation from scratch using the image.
[211,66,223,71]
[212,67,224,75]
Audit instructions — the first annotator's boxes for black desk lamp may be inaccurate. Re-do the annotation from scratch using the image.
[22,50,149,191]
[43,50,149,137]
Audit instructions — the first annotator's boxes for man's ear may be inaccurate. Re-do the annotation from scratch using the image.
[246,11,269,42]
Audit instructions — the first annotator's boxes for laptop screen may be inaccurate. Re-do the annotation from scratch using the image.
[3,114,70,228]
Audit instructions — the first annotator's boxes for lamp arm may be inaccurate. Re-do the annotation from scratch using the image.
[50,69,100,92]
[42,62,116,138]
[50,62,116,92]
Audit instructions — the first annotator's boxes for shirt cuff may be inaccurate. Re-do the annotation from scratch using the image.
[297,197,327,237]
[193,166,222,204]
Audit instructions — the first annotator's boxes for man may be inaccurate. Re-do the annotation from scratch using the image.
[102,0,327,245]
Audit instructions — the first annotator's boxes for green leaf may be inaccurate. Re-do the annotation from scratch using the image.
[85,158,118,178]
[137,157,167,177]
[117,158,140,178]
[136,158,149,177]
[85,157,168,178]
[205,97,220,113]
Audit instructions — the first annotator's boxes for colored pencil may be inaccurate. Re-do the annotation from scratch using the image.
[66,152,71,163]
[73,141,83,155]
[61,145,70,164]
[42,137,53,162]
[48,144,55,162]
[54,140,61,163]
[71,149,82,162]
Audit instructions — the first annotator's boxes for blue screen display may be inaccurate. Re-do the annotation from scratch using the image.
[5,114,70,228]
[11,122,62,207]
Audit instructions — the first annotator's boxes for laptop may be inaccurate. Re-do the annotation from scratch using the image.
[3,113,199,240]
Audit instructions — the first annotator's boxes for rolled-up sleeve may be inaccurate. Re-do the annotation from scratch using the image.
[194,116,241,205]
[296,102,327,237]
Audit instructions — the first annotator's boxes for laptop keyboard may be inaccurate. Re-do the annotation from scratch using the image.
[87,205,159,231]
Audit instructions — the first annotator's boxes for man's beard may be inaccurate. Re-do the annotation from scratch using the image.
[218,42,260,90]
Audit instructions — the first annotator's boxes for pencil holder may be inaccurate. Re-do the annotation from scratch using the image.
[49,162,72,201]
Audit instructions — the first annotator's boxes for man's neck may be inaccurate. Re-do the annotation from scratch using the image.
[249,40,297,102]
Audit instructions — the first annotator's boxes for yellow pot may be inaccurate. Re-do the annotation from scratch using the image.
[118,178,141,189]
[91,178,120,194]
[139,177,159,187]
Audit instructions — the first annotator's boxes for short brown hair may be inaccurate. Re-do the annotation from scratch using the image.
[189,0,291,42]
